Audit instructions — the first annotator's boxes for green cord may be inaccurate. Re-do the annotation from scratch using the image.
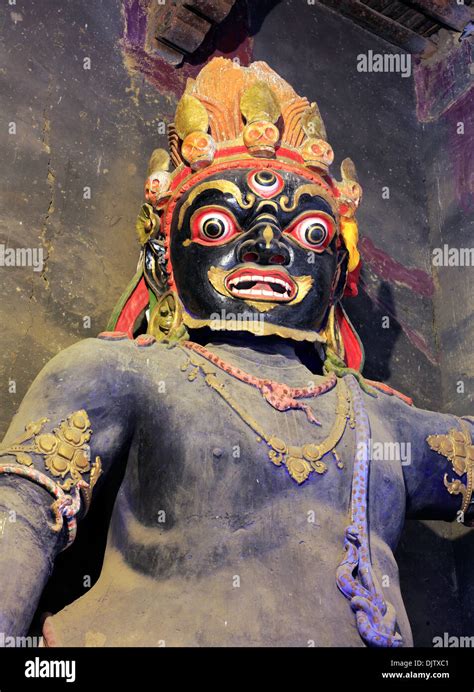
[323,349,378,397]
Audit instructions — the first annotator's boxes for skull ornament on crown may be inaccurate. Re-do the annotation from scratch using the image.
[108,58,364,369]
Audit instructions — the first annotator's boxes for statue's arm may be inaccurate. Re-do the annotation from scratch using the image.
[0,338,135,636]
[400,402,474,524]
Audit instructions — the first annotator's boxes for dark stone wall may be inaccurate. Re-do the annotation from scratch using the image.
[420,77,473,417]
[0,0,173,436]
[415,36,474,644]
[0,0,472,645]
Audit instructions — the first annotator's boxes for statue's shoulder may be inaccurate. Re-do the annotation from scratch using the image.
[35,334,136,384]
[363,378,416,427]
[38,333,186,388]
[364,379,413,407]
[53,332,183,369]
[93,332,187,371]
[363,377,462,437]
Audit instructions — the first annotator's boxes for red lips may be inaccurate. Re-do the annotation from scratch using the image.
[225,267,297,302]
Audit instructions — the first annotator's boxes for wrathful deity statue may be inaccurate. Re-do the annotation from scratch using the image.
[1,58,473,647]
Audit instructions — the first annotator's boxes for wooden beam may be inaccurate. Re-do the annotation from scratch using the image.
[146,0,238,66]
[402,0,473,32]
[158,5,210,54]
[318,0,435,52]
[187,0,236,24]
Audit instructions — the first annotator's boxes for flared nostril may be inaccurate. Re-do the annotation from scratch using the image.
[269,254,286,265]
[242,251,259,263]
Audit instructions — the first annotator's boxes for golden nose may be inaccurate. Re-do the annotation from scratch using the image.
[263,225,274,248]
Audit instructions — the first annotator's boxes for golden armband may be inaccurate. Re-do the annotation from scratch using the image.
[0,410,102,548]
[427,420,474,525]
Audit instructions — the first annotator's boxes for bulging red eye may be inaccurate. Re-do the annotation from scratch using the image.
[190,208,240,246]
[285,212,335,251]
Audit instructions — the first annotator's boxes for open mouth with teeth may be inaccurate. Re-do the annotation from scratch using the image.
[224,268,297,302]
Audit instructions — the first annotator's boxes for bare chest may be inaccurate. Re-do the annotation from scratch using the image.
[120,361,406,547]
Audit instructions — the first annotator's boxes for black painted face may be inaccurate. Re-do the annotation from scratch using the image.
[170,168,346,337]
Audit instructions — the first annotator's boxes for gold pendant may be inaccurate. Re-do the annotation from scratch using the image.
[267,431,343,484]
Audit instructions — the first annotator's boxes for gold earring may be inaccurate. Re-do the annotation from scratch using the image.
[147,291,188,343]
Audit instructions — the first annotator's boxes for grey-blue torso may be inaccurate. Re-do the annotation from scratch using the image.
[44,340,418,646]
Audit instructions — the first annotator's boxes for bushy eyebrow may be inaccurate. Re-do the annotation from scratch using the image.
[178,180,255,226]
[279,184,337,216]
